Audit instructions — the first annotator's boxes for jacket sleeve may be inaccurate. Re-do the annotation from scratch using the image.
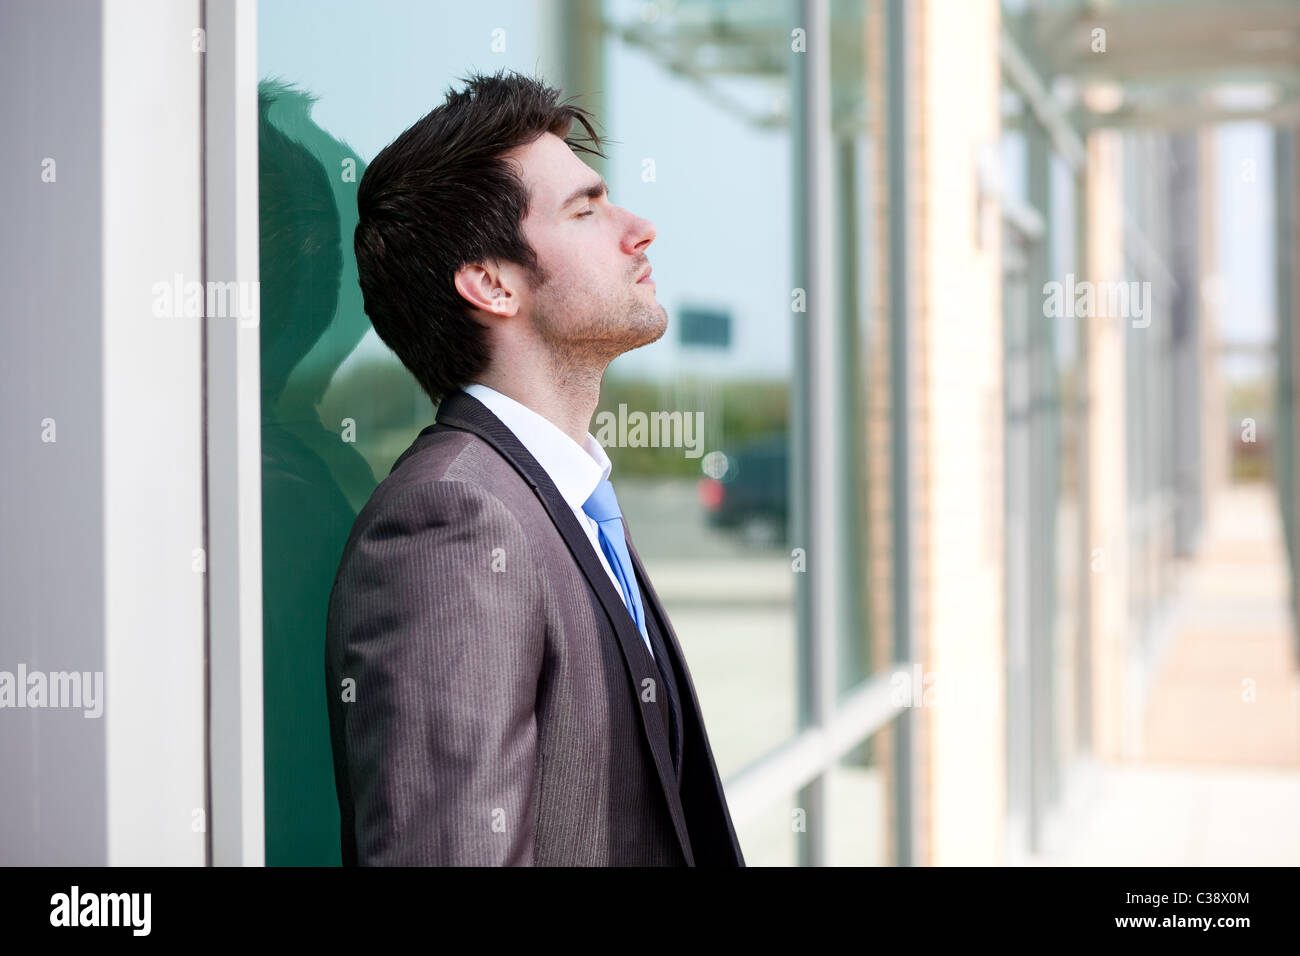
[328,478,547,865]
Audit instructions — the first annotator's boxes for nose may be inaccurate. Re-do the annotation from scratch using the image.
[622,207,656,255]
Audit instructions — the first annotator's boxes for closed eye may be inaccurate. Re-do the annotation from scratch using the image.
[576,208,595,218]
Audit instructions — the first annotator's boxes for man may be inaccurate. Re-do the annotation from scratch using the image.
[325,70,745,866]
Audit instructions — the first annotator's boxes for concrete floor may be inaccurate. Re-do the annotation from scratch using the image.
[1032,483,1300,866]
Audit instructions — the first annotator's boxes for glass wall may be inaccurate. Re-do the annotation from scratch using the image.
[257,0,896,866]
[1049,150,1086,807]
[1000,76,1047,855]
[1122,130,1178,657]
[598,0,800,783]
[999,64,1089,854]
[258,0,562,867]
[1277,129,1299,637]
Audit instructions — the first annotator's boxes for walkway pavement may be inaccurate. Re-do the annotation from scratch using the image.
[1033,482,1300,865]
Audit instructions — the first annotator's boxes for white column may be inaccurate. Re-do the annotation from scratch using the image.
[102,0,208,865]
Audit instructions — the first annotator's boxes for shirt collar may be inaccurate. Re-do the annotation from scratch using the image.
[461,382,611,513]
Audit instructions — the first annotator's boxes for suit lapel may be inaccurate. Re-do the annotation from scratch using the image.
[629,532,684,778]
[625,533,744,851]
[429,388,696,863]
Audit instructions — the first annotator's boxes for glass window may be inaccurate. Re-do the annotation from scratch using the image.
[258,0,554,866]
[599,0,799,779]
[257,0,891,866]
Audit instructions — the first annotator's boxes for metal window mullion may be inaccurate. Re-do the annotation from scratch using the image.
[1025,104,1054,855]
[792,0,839,869]
[885,0,916,869]
[1074,161,1094,757]
[203,0,264,867]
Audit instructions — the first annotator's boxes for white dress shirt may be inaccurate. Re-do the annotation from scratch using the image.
[461,382,654,658]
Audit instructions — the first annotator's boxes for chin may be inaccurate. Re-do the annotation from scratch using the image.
[651,304,669,340]
[638,303,668,344]
[612,305,666,355]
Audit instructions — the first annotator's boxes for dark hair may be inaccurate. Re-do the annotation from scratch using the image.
[354,70,603,404]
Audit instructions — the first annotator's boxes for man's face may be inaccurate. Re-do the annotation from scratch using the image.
[506,132,667,364]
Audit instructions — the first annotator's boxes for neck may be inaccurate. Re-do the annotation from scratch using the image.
[472,352,605,447]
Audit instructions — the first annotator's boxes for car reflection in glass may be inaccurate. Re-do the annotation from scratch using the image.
[696,433,789,549]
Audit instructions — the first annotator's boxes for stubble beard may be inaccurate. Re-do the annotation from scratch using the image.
[530,269,668,379]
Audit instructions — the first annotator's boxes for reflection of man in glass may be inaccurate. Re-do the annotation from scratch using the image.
[259,81,375,866]
[326,70,744,865]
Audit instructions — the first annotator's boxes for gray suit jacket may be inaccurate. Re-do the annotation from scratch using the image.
[325,387,745,865]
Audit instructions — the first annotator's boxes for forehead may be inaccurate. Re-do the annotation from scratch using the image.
[506,132,597,210]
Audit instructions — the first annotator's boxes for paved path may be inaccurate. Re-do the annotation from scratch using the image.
[1033,483,1300,865]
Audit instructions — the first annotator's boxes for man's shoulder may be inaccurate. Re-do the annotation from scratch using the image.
[327,426,539,597]
[324,425,548,647]
[353,423,537,532]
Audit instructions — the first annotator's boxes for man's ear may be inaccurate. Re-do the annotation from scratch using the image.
[454,260,519,317]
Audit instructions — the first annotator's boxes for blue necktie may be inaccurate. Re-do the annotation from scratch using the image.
[582,479,653,657]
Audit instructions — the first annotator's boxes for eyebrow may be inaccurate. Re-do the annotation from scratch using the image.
[560,178,608,211]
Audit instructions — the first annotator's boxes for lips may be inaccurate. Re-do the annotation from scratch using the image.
[636,265,653,284]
